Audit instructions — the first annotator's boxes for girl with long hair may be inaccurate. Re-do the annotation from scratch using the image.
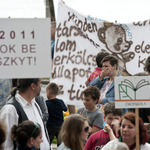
[57,114,90,150]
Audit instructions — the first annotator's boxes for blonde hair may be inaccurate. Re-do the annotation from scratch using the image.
[102,139,129,150]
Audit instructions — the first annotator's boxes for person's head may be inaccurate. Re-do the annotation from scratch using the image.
[11,120,43,149]
[102,139,129,150]
[12,79,18,87]
[10,78,42,97]
[119,112,149,145]
[144,55,150,75]
[82,86,100,111]
[0,121,6,149]
[102,55,118,76]
[96,50,110,68]
[46,82,59,99]
[51,21,56,40]
[58,114,89,150]
[104,102,122,128]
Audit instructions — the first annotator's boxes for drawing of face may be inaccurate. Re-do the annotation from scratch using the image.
[104,25,133,54]
[98,23,135,73]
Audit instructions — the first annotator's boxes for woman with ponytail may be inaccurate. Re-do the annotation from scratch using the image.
[11,120,43,150]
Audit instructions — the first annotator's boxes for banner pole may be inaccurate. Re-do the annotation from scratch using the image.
[135,108,140,150]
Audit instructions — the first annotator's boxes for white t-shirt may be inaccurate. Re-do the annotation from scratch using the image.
[101,139,150,150]
[100,80,112,99]
[0,93,50,150]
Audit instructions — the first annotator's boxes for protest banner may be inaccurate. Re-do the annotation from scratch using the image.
[0,18,51,78]
[52,1,150,105]
[115,76,150,150]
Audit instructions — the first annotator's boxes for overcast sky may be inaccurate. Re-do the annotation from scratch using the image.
[54,0,150,23]
[0,0,45,18]
[0,0,150,23]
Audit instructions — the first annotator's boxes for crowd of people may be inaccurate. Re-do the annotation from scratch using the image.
[0,54,150,150]
[1,21,150,149]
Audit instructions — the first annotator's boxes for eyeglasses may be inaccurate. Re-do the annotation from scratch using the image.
[30,123,40,138]
[84,126,89,133]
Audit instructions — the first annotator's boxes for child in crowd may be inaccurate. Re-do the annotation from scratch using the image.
[11,120,43,150]
[85,50,109,87]
[84,102,122,150]
[77,86,104,135]
[46,82,67,146]
[57,114,90,150]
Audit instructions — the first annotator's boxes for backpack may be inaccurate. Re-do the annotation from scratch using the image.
[7,97,28,123]
[7,97,51,149]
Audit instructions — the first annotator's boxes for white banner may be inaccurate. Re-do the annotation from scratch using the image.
[52,1,150,105]
[0,18,51,78]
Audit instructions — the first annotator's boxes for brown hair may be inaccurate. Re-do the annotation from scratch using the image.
[96,50,110,68]
[104,102,122,117]
[119,112,149,144]
[10,78,40,97]
[11,120,41,145]
[144,55,150,73]
[46,82,59,95]
[82,86,100,103]
[102,55,118,69]
[0,121,6,149]
[12,79,18,87]
[58,114,87,150]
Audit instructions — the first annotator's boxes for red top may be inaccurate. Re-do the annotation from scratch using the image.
[88,67,102,82]
[84,129,110,150]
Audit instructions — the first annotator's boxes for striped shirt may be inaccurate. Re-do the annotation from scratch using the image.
[88,67,102,82]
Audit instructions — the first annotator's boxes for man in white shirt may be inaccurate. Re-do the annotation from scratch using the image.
[0,78,51,150]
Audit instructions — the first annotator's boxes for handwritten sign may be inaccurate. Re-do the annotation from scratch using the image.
[52,1,150,105]
[115,76,150,108]
[0,18,51,78]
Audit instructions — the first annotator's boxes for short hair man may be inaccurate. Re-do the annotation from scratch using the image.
[89,55,127,114]
[0,78,51,150]
[85,50,110,87]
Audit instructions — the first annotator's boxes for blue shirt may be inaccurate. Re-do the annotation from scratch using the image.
[46,98,67,126]
[57,142,71,150]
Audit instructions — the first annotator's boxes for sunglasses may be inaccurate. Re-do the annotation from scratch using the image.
[84,126,89,133]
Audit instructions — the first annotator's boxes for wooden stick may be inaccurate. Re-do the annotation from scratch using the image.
[135,108,140,150]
